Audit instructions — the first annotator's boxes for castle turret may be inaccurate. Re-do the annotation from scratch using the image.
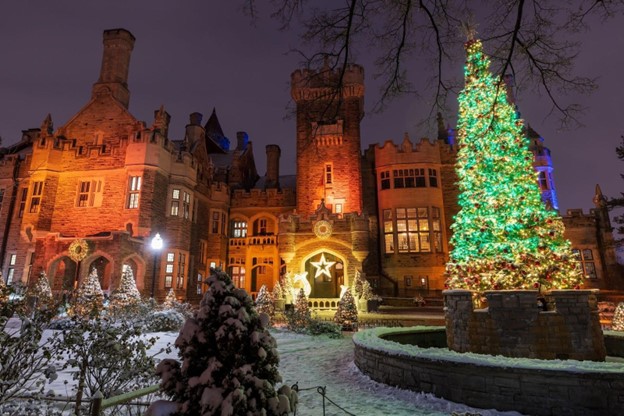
[291,64,365,217]
[265,144,281,189]
[184,112,204,149]
[91,28,135,108]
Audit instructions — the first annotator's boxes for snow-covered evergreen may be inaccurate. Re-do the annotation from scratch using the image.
[334,287,358,331]
[27,272,55,314]
[255,284,275,319]
[287,288,311,332]
[613,302,624,331]
[110,266,141,311]
[154,269,294,415]
[72,268,104,317]
[162,288,177,309]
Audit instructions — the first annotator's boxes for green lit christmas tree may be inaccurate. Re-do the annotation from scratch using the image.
[445,36,582,292]
[334,287,358,331]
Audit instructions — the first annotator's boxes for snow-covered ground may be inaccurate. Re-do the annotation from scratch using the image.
[9,317,523,415]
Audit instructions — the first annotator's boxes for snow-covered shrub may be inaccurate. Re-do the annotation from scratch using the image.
[57,316,160,413]
[255,284,275,320]
[613,302,624,331]
[154,269,295,415]
[72,268,104,318]
[146,309,185,332]
[0,314,61,406]
[161,288,194,319]
[307,319,342,338]
[286,288,311,333]
[47,316,77,330]
[334,288,358,331]
[0,397,63,416]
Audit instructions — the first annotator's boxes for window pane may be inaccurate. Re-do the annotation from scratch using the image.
[582,249,593,260]
[384,221,393,233]
[397,234,409,252]
[408,233,418,251]
[418,207,428,218]
[418,219,429,231]
[397,220,407,232]
[420,233,431,251]
[167,252,175,262]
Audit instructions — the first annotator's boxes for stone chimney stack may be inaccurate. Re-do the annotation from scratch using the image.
[236,132,249,151]
[185,112,204,147]
[265,145,281,189]
[91,28,135,108]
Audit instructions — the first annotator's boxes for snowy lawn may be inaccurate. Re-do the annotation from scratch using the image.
[11,317,523,415]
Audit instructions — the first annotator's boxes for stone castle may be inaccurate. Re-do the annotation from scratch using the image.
[0,29,619,302]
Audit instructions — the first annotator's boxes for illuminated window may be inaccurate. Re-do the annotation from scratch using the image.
[383,209,394,253]
[573,249,597,279]
[432,207,442,252]
[335,203,343,214]
[76,180,103,208]
[231,221,247,238]
[538,171,549,190]
[177,253,186,289]
[183,192,191,219]
[259,218,267,235]
[127,176,141,209]
[29,181,43,213]
[6,254,16,285]
[170,189,180,216]
[428,169,438,187]
[197,273,203,295]
[165,264,174,273]
[17,188,27,218]
[325,164,333,185]
[380,171,390,190]
[166,252,175,262]
[231,266,246,288]
[164,275,172,288]
[165,251,174,289]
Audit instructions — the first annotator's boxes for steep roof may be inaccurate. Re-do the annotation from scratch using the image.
[204,108,228,154]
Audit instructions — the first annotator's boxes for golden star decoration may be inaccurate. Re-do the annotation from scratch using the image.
[310,253,335,279]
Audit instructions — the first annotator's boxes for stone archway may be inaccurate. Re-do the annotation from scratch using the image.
[84,255,112,292]
[48,256,77,292]
[120,254,146,291]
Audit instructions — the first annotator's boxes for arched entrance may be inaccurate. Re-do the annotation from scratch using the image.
[304,252,344,298]
[48,256,77,291]
[85,256,112,291]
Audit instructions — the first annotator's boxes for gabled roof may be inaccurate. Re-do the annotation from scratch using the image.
[204,108,228,154]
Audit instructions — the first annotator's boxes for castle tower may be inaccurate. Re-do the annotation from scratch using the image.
[291,64,365,217]
[91,28,135,108]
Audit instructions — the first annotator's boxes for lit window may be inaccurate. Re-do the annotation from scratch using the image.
[335,204,343,214]
[197,273,203,295]
[177,253,186,289]
[30,181,43,213]
[170,189,180,216]
[6,254,17,285]
[259,218,267,235]
[165,275,172,288]
[232,221,247,238]
[432,207,442,252]
[76,180,103,208]
[538,171,549,190]
[166,252,175,262]
[183,192,191,219]
[383,209,394,253]
[325,164,333,185]
[127,176,141,209]
[17,189,27,218]
[573,248,598,279]
[393,207,431,253]
[231,266,246,288]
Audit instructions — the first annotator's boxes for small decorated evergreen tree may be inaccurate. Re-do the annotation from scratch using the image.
[272,281,284,300]
[155,269,294,415]
[255,284,275,319]
[287,288,311,332]
[27,271,55,313]
[73,268,104,317]
[162,288,177,309]
[334,288,358,331]
[109,266,142,312]
[613,303,624,331]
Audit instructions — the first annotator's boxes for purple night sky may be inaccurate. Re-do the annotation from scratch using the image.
[0,2,622,215]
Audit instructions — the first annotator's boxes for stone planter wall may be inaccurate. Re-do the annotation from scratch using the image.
[353,336,624,416]
[444,290,606,360]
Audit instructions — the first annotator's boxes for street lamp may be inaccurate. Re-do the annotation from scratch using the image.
[150,233,163,298]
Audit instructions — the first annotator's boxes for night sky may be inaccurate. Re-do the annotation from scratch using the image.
[1,2,622,214]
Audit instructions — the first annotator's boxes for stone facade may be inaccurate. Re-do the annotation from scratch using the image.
[0,28,619,302]
[444,290,606,361]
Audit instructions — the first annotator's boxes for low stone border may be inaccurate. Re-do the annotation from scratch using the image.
[353,327,624,416]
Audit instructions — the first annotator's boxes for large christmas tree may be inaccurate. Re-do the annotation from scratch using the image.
[73,268,105,317]
[445,36,582,292]
[110,266,142,311]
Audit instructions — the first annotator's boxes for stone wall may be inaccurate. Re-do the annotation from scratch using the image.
[354,332,624,416]
[444,289,606,361]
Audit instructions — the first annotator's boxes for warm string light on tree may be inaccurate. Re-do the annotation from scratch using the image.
[445,38,583,292]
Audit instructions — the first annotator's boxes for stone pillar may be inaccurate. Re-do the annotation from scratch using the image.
[443,290,474,353]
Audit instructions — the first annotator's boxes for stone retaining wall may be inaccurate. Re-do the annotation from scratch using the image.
[353,329,624,416]
[444,290,606,360]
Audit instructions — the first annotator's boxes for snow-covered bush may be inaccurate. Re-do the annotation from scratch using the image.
[255,284,275,320]
[72,268,104,318]
[161,288,194,319]
[334,288,358,331]
[57,316,160,413]
[47,316,77,330]
[154,269,295,415]
[307,319,342,338]
[0,314,60,406]
[286,288,311,332]
[0,397,63,416]
[146,309,185,332]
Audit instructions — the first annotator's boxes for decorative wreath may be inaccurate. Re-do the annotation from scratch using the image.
[313,220,333,239]
[68,239,89,262]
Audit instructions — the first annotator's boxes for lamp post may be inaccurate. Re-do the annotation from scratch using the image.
[150,233,163,298]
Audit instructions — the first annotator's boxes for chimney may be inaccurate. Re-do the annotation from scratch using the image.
[185,112,204,148]
[236,132,249,151]
[91,28,135,108]
[265,145,281,189]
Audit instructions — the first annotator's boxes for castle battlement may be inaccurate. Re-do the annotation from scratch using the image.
[372,135,447,165]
